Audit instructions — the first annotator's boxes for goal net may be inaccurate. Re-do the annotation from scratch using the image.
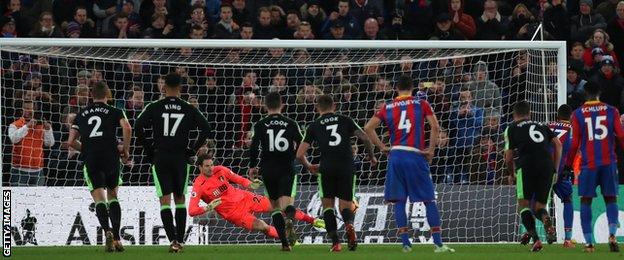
[0,39,566,246]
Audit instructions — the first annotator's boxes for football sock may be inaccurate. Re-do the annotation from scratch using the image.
[284,205,296,220]
[108,199,122,240]
[424,201,443,247]
[520,208,538,241]
[175,204,187,243]
[341,208,354,225]
[394,202,411,247]
[580,202,593,244]
[563,198,573,240]
[606,202,618,236]
[160,206,176,242]
[323,208,339,244]
[265,226,280,239]
[534,208,551,227]
[271,210,289,247]
[95,202,110,232]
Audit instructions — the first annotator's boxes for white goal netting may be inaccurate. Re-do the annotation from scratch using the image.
[0,40,564,246]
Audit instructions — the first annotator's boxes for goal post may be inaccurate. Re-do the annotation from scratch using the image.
[0,39,566,246]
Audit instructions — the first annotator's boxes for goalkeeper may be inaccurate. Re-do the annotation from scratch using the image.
[189,154,324,239]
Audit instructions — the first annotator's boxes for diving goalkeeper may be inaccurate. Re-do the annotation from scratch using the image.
[189,154,324,239]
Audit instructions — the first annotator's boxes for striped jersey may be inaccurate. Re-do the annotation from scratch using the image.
[374,95,434,150]
[568,101,624,169]
[548,120,573,172]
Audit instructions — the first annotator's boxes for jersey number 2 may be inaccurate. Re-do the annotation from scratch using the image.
[162,113,185,136]
[585,116,608,141]
[87,116,103,137]
[267,129,288,152]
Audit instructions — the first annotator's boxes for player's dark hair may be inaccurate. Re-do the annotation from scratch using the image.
[91,81,110,99]
[557,104,572,121]
[584,81,600,98]
[264,91,282,110]
[165,72,182,89]
[196,154,213,167]
[316,94,334,111]
[396,74,413,91]
[513,101,531,117]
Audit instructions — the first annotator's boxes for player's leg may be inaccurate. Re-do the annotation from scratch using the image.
[385,154,411,251]
[533,170,556,244]
[151,160,178,250]
[84,163,114,252]
[230,213,281,239]
[553,177,574,247]
[172,162,191,247]
[262,169,291,248]
[105,163,124,251]
[337,168,357,251]
[578,168,598,252]
[599,165,620,252]
[319,170,341,251]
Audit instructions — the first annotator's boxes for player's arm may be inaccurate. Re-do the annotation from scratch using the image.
[550,133,562,180]
[248,123,260,170]
[67,128,82,151]
[119,112,132,162]
[221,166,258,189]
[188,186,206,217]
[134,104,153,151]
[565,114,581,168]
[364,116,388,152]
[503,127,515,183]
[354,125,377,165]
[192,107,212,153]
[424,113,440,162]
[296,141,317,174]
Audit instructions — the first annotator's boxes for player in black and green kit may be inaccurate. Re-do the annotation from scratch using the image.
[248,92,324,251]
[296,94,376,252]
[68,82,132,252]
[504,101,562,252]
[135,72,211,252]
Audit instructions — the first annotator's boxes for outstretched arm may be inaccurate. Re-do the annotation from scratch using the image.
[119,117,132,163]
[296,142,317,173]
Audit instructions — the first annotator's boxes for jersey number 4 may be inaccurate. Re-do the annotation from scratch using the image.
[398,111,412,133]
[267,129,288,152]
[162,113,185,136]
[584,116,608,141]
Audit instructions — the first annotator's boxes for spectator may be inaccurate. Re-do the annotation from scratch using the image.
[606,1,624,72]
[475,0,507,40]
[93,0,118,36]
[362,18,385,40]
[68,85,90,109]
[282,11,300,38]
[188,24,206,39]
[325,20,346,39]
[231,0,250,25]
[403,0,434,39]
[139,0,168,29]
[567,63,588,110]
[65,6,96,38]
[48,106,82,186]
[569,42,586,68]
[8,100,55,186]
[506,3,537,40]
[120,0,141,28]
[431,129,452,183]
[52,0,82,26]
[299,1,326,36]
[570,0,607,42]
[179,4,212,38]
[107,12,140,38]
[426,77,452,127]
[596,0,621,22]
[5,0,35,36]
[0,15,17,37]
[543,0,569,40]
[267,70,296,104]
[239,22,253,39]
[322,0,360,39]
[28,11,63,37]
[429,13,465,40]
[468,131,500,184]
[142,13,174,38]
[288,82,322,126]
[383,11,411,40]
[582,29,620,69]
[269,5,286,30]
[276,0,305,13]
[591,56,624,111]
[448,0,476,39]
[213,4,240,39]
[336,83,361,119]
[350,0,380,27]
[448,90,484,184]
[293,21,314,39]
[465,60,501,109]
[124,86,144,125]
[254,7,277,39]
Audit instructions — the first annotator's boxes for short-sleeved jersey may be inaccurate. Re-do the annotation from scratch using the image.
[374,95,434,150]
[504,120,556,168]
[303,113,360,166]
[135,97,211,153]
[548,120,573,172]
[72,102,125,161]
[249,114,302,168]
[569,101,624,169]
[188,166,253,218]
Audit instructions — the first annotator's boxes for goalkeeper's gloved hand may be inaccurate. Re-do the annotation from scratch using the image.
[204,198,222,213]
[562,165,574,180]
[249,179,263,189]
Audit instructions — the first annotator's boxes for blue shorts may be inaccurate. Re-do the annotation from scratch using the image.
[384,150,435,202]
[578,164,619,198]
[553,176,573,200]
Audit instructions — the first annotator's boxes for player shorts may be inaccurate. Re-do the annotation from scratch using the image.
[553,175,573,200]
[83,159,122,191]
[260,163,297,200]
[578,164,619,198]
[516,165,554,204]
[384,150,435,202]
[225,192,271,230]
[151,152,190,197]
[317,163,355,201]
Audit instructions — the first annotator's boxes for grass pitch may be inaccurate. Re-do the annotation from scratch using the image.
[11,244,623,260]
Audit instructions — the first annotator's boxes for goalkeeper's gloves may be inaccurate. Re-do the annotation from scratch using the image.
[204,198,222,213]
[248,179,264,189]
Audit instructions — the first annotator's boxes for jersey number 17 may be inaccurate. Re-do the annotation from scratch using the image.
[162,113,184,136]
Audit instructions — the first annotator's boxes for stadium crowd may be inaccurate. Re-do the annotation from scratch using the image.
[1,0,624,187]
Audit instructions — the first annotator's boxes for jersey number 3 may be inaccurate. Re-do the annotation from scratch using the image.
[162,113,185,136]
[326,124,342,146]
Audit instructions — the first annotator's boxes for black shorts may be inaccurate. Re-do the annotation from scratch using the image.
[152,153,190,197]
[83,158,121,191]
[318,164,355,201]
[260,164,297,200]
[516,164,554,204]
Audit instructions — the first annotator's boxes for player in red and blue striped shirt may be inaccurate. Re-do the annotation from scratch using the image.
[547,105,575,247]
[565,82,624,253]
[364,75,454,253]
